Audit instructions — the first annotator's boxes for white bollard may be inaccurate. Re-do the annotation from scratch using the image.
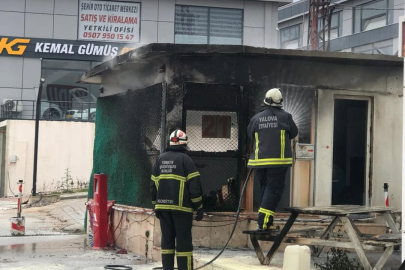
[283,245,311,270]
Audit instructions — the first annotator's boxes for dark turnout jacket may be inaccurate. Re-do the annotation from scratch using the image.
[151,145,203,213]
[247,106,298,168]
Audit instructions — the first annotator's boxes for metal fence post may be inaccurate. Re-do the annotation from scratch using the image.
[160,82,167,153]
[33,78,45,196]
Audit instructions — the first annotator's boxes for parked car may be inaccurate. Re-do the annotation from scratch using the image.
[41,101,64,119]
[65,108,96,121]
[1,86,97,121]
[70,88,97,103]
[41,87,97,120]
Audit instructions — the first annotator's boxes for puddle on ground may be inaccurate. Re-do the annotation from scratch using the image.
[0,235,150,269]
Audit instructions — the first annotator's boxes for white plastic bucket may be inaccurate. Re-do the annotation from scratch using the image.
[283,245,311,270]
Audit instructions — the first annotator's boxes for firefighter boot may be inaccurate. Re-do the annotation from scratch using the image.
[257,214,276,231]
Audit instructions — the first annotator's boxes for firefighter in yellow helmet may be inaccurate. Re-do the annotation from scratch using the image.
[151,129,204,270]
[247,89,298,230]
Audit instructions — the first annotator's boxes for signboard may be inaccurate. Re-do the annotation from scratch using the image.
[78,0,140,43]
[202,115,232,138]
[296,144,315,160]
[0,36,135,61]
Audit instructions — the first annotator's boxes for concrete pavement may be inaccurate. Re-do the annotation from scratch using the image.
[60,192,88,200]
[0,198,86,236]
[0,234,159,270]
[0,196,30,211]
[46,198,87,233]
[0,197,160,269]
[1,196,400,269]
[193,248,402,270]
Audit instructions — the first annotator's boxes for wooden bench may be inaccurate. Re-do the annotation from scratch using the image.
[243,226,323,240]
[372,233,401,242]
[285,234,401,270]
[243,226,323,264]
[245,206,400,269]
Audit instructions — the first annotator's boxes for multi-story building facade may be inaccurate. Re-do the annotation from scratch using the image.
[1,0,402,114]
[278,0,404,54]
[0,0,290,197]
[0,0,288,111]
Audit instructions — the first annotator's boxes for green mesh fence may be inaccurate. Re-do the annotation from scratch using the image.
[87,84,163,208]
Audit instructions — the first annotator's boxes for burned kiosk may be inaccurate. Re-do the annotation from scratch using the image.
[80,44,403,214]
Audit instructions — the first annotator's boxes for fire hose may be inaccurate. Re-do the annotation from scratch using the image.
[152,168,253,270]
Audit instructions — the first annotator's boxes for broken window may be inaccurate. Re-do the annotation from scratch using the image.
[202,115,232,139]
[187,111,237,152]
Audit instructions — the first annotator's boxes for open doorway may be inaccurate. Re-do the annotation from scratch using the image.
[332,99,369,205]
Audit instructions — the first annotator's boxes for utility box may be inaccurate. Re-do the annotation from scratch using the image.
[93,173,108,249]
[296,144,315,160]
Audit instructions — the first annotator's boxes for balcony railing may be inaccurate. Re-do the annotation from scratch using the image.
[0,100,96,122]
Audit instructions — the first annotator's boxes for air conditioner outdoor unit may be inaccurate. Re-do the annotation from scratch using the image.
[3,99,23,112]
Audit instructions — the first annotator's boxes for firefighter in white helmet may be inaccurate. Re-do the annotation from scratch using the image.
[247,88,298,230]
[151,129,203,270]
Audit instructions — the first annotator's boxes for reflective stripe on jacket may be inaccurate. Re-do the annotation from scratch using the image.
[247,106,298,168]
[151,145,203,213]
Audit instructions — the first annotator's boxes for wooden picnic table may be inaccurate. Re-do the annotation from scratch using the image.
[243,205,401,270]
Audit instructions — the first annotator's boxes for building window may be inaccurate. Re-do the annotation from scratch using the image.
[186,111,238,152]
[174,5,243,45]
[202,115,232,138]
[352,39,393,55]
[318,11,343,41]
[353,0,394,33]
[40,60,101,121]
[280,24,302,49]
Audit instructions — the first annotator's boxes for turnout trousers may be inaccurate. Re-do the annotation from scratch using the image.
[159,211,193,270]
[256,167,288,230]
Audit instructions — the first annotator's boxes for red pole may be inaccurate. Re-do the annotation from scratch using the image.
[93,174,108,249]
[384,183,392,233]
[311,0,319,50]
[17,180,23,218]
[11,180,25,236]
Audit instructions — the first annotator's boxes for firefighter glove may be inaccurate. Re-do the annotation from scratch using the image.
[195,208,204,221]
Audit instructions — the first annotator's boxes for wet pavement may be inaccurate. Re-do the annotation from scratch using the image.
[0,198,86,236]
[0,234,159,269]
[0,197,159,269]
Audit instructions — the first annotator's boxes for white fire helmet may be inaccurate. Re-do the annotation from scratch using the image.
[263,88,283,107]
[169,129,188,146]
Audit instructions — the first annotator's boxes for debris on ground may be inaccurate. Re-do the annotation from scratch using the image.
[116,249,128,254]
